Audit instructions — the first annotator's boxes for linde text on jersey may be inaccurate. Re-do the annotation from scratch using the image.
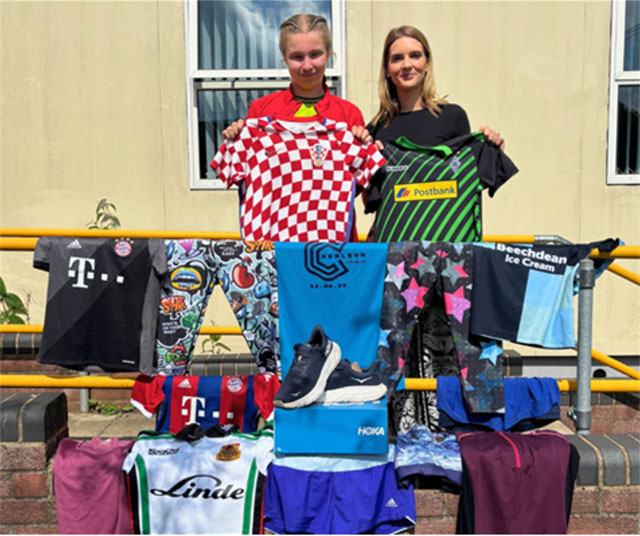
[151,475,244,500]
[497,243,568,273]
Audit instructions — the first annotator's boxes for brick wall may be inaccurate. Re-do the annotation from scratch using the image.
[559,391,640,435]
[569,487,640,534]
[1,352,638,533]
[0,443,58,534]
[412,487,640,534]
[0,455,637,534]
[0,392,67,534]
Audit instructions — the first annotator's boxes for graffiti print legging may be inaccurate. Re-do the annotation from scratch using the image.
[378,242,504,433]
[155,240,279,376]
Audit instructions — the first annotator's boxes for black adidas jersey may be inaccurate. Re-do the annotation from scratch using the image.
[365,133,518,243]
[34,236,167,373]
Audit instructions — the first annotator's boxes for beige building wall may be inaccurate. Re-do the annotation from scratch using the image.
[1,1,638,358]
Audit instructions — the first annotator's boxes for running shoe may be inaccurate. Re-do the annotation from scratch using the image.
[273,325,341,409]
[316,359,387,404]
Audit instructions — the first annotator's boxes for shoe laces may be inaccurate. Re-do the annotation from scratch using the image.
[286,345,312,377]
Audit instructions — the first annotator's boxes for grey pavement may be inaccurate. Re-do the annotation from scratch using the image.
[67,410,155,439]
[65,409,575,440]
[531,419,574,435]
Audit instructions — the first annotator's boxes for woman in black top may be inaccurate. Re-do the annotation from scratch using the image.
[360,25,506,434]
[357,25,505,150]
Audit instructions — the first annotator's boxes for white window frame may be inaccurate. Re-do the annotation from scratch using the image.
[184,0,347,190]
[607,0,640,185]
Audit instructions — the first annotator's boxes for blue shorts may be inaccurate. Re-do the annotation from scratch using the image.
[264,461,415,534]
[437,376,560,432]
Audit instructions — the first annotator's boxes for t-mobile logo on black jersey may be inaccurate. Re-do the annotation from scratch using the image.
[68,256,125,288]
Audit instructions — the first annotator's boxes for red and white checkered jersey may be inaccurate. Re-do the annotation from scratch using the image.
[211,117,386,242]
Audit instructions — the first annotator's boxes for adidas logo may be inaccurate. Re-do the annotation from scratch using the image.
[178,379,192,389]
[385,498,398,508]
[66,239,82,249]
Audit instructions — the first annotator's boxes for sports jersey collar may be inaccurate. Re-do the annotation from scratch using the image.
[393,131,486,156]
[175,423,240,442]
[260,116,339,134]
[393,135,454,157]
[287,83,330,107]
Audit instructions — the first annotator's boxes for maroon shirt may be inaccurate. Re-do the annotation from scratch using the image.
[457,430,576,534]
[54,437,134,534]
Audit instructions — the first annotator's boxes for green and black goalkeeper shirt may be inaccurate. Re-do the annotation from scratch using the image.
[365,133,518,243]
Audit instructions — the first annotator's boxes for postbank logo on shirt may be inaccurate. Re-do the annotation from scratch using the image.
[394,181,457,202]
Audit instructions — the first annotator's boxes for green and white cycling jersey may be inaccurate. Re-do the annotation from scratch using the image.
[123,427,273,534]
[365,133,518,243]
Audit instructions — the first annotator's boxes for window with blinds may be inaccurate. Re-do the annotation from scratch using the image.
[608,0,640,185]
[185,0,344,189]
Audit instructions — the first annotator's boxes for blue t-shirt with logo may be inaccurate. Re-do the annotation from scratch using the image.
[275,242,388,375]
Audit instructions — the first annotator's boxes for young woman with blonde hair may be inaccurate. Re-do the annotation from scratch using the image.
[217,13,374,242]
[363,25,515,436]
[221,13,369,140]
[363,25,504,149]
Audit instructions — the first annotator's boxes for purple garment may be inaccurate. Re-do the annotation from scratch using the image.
[53,437,133,534]
[458,430,571,534]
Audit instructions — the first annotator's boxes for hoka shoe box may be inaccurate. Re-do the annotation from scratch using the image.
[274,398,388,454]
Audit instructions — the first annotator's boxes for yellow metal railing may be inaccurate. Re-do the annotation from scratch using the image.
[0,324,242,336]
[404,378,640,393]
[1,228,638,392]
[1,374,638,392]
[3,229,638,285]
[0,228,244,239]
[1,322,637,382]
[590,349,640,380]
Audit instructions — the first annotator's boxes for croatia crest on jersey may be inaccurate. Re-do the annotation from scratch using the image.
[312,143,329,167]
